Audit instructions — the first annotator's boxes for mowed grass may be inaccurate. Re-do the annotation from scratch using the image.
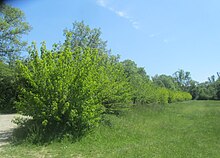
[1,100,220,158]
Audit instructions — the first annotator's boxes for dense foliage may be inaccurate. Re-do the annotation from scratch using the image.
[152,70,220,100]
[0,61,17,113]
[15,41,130,140]
[0,4,31,113]
[152,74,177,90]
[0,3,31,66]
[121,60,192,105]
[195,74,220,100]
[62,21,108,54]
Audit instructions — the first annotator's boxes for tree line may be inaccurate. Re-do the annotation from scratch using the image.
[152,70,220,100]
[1,4,217,142]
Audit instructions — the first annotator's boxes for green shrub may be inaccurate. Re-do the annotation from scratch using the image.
[0,62,17,113]
[16,43,130,142]
[168,90,192,103]
[157,88,169,104]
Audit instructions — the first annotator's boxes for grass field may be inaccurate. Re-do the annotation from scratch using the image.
[1,100,220,158]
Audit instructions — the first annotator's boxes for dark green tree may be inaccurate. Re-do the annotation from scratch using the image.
[121,59,154,104]
[173,69,192,91]
[0,61,17,113]
[0,3,31,66]
[152,74,177,90]
[208,75,215,83]
[196,73,220,100]
[0,4,31,113]
[186,80,199,99]
[216,81,220,99]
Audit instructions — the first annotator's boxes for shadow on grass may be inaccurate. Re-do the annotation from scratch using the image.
[10,107,130,146]
[11,113,122,146]
[10,116,101,146]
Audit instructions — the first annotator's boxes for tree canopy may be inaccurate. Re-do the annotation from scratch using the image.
[0,3,31,65]
[63,21,108,54]
[152,74,177,90]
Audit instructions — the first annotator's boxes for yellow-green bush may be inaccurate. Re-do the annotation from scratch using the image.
[168,90,192,103]
[137,85,192,105]
[157,88,169,104]
[16,43,131,142]
[128,79,192,105]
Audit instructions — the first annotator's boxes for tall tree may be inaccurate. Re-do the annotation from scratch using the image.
[63,21,108,53]
[152,74,177,90]
[0,4,31,66]
[208,75,215,83]
[121,59,151,104]
[216,81,220,100]
[61,24,130,110]
[173,69,192,91]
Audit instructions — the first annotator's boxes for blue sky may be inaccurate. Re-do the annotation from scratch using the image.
[8,0,220,82]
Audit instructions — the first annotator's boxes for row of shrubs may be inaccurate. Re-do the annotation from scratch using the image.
[168,90,192,103]
[0,42,192,143]
[121,60,192,106]
[131,85,192,105]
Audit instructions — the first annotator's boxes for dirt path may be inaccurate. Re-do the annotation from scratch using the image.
[0,114,19,149]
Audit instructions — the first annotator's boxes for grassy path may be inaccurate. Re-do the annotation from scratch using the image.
[0,101,220,157]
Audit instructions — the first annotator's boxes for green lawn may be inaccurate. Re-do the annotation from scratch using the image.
[1,100,220,158]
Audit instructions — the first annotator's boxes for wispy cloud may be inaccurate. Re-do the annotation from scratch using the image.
[115,10,127,17]
[162,37,176,44]
[148,33,161,38]
[96,0,140,29]
[96,0,107,7]
[147,32,175,44]
[163,39,169,43]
